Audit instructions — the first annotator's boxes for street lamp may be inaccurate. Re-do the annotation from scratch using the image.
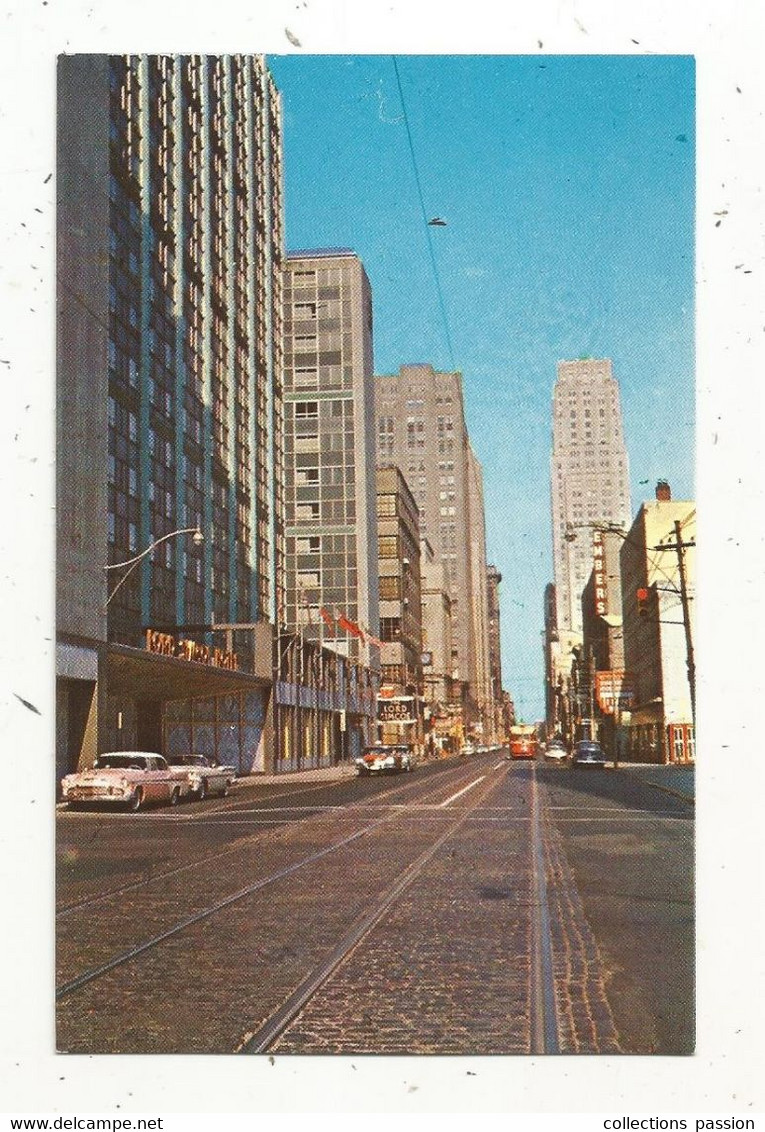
[105,526,204,606]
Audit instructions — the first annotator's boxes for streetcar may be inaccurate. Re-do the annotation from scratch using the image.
[508,724,538,760]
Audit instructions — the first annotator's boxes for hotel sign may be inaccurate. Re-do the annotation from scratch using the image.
[378,696,415,723]
[145,629,238,671]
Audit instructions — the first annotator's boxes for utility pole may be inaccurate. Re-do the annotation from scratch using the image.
[673,520,696,730]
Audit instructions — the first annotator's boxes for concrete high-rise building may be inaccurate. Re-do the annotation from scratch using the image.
[375,363,489,729]
[282,249,379,669]
[551,358,632,635]
[57,54,285,781]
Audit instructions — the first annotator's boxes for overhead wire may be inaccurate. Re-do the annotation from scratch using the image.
[391,55,456,373]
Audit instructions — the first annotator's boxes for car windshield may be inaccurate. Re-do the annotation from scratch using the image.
[168,755,208,767]
[95,755,146,770]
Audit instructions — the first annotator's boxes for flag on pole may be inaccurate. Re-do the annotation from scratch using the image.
[338,614,364,640]
[319,607,335,630]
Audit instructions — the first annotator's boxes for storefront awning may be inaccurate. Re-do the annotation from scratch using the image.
[106,643,271,701]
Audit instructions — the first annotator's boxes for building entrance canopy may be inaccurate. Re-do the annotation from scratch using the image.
[107,643,271,701]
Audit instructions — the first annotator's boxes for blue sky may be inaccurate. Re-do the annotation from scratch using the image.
[267,54,695,722]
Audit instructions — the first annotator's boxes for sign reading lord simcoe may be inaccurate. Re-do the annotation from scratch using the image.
[377,696,416,723]
[145,629,238,671]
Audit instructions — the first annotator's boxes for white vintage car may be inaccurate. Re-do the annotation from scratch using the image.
[355,744,414,775]
[166,753,236,800]
[61,752,182,811]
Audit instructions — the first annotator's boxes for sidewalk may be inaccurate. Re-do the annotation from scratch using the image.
[613,761,695,803]
[239,763,359,787]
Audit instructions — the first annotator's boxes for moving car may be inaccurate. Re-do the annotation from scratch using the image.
[166,753,236,800]
[61,752,182,811]
[570,740,607,768]
[544,738,569,763]
[356,744,414,775]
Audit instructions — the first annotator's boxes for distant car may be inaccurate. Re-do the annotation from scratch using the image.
[356,744,414,775]
[459,743,476,757]
[166,753,236,800]
[544,739,569,763]
[571,740,607,768]
[61,752,182,811]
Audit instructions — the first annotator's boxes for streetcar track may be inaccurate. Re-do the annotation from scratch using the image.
[235,764,511,1053]
[57,759,510,996]
[56,760,489,918]
[529,762,560,1054]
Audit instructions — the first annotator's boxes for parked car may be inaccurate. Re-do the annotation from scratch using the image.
[61,752,182,811]
[544,739,569,763]
[570,740,607,768]
[355,744,414,775]
[166,753,236,800]
[459,743,476,757]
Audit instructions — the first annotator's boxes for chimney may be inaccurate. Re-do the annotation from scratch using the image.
[655,480,671,501]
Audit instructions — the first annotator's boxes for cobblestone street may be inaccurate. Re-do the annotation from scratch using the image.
[56,753,694,1055]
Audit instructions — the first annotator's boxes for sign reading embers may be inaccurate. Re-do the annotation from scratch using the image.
[145,629,238,671]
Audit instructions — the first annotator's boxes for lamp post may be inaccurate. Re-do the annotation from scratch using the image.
[105,527,204,606]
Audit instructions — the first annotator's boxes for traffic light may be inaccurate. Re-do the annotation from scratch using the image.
[636,587,649,616]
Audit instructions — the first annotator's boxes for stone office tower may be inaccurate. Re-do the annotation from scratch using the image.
[375,363,489,726]
[282,249,380,666]
[550,358,632,635]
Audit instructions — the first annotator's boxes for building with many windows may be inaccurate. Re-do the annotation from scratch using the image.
[550,358,632,636]
[57,54,285,782]
[280,249,380,761]
[375,465,424,750]
[620,483,696,764]
[375,363,490,732]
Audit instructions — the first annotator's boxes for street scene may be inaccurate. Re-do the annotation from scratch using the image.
[57,752,693,1056]
[55,53,695,1056]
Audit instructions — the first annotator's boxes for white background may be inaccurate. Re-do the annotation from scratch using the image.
[0,0,763,1117]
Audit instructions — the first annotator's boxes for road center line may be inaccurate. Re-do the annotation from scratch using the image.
[439,776,486,808]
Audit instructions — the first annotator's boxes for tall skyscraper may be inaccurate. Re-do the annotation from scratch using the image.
[550,358,632,635]
[375,363,489,726]
[57,54,284,777]
[282,249,379,667]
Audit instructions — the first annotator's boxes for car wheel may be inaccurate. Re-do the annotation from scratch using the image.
[197,779,208,802]
[128,788,143,812]
[169,786,180,807]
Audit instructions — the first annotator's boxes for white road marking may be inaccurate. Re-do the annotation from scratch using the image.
[439,776,486,808]
[494,761,506,769]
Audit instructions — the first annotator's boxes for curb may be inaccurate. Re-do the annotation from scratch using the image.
[612,768,694,806]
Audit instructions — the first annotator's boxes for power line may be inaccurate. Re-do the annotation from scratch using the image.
[391,55,456,372]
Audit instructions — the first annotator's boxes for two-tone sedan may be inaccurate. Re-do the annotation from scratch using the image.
[570,740,608,768]
[166,753,235,800]
[61,752,183,811]
[355,744,414,776]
